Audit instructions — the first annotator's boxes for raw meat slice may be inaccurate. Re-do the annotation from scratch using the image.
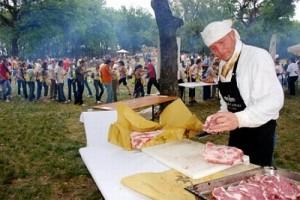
[203,142,244,165]
[212,174,300,200]
[130,130,162,149]
[277,176,300,199]
[212,187,248,200]
[227,183,268,200]
[250,175,300,199]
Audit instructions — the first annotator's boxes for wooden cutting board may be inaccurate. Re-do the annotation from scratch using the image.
[142,139,249,179]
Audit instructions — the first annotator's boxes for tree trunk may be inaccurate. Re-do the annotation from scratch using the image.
[151,0,183,96]
[11,36,19,57]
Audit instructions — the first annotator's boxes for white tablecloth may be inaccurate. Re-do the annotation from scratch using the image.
[79,111,168,200]
[179,81,217,88]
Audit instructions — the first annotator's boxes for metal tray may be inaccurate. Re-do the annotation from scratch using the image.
[185,167,300,200]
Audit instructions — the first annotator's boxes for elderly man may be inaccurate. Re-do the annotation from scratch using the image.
[201,19,284,166]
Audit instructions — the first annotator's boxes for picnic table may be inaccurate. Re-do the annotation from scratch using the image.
[93,95,177,120]
[178,81,217,88]
[178,81,217,102]
[79,111,258,200]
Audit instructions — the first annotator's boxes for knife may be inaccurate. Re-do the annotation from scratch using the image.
[195,131,210,138]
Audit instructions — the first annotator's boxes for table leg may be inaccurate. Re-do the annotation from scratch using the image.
[152,105,155,120]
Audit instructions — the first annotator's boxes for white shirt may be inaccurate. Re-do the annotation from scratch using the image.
[55,66,65,84]
[34,63,42,80]
[275,64,284,75]
[177,63,186,80]
[48,64,55,80]
[219,42,284,128]
[286,63,299,77]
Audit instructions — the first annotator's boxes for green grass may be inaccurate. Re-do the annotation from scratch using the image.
[0,81,299,199]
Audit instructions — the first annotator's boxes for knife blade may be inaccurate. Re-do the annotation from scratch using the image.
[195,131,210,138]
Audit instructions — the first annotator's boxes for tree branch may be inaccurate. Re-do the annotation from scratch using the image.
[0,1,14,11]
[0,14,13,27]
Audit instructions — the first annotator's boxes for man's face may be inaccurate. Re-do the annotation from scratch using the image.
[209,31,236,61]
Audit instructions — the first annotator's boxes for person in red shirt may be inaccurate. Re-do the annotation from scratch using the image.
[0,59,12,102]
[100,59,114,103]
[146,59,159,95]
[63,58,71,72]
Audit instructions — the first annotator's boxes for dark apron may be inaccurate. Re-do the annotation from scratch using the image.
[218,54,276,166]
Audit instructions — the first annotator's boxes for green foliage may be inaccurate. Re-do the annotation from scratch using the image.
[172,0,235,53]
[1,0,299,58]
[171,0,300,56]
[0,0,157,58]
[114,6,157,53]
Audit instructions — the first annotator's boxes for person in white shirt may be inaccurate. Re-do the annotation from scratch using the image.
[286,57,299,95]
[201,19,284,166]
[34,60,42,100]
[275,59,285,87]
[48,59,57,100]
[55,60,66,102]
[177,61,186,99]
[188,58,201,103]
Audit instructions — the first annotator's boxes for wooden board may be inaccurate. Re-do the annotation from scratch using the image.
[93,95,177,111]
[142,139,249,179]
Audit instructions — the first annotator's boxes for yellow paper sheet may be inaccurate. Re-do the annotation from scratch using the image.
[122,164,258,200]
[108,99,203,150]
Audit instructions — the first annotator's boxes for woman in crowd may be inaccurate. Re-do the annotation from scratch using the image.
[56,60,66,103]
[27,64,35,101]
[34,60,42,100]
[67,62,76,102]
[118,60,131,96]
[15,62,23,97]
[93,65,104,104]
[74,60,85,105]
[19,62,28,99]
[41,61,49,99]
[133,64,145,98]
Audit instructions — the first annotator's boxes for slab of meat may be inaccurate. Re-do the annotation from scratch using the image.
[249,174,300,199]
[212,186,252,200]
[130,130,162,149]
[203,142,244,165]
[212,174,300,200]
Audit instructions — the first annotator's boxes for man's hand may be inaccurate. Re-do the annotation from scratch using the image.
[203,112,239,133]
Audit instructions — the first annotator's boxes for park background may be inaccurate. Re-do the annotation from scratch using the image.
[1,0,300,199]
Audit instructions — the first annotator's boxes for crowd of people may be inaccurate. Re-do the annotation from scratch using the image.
[0,56,161,105]
[178,54,220,103]
[275,57,300,95]
[0,53,298,105]
[177,53,300,104]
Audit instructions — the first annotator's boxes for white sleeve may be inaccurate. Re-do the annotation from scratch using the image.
[235,51,284,128]
[219,92,228,112]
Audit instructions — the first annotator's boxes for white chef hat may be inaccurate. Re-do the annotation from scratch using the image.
[201,19,233,47]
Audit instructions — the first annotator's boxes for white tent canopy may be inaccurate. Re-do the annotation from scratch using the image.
[287,44,300,56]
[116,49,129,54]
